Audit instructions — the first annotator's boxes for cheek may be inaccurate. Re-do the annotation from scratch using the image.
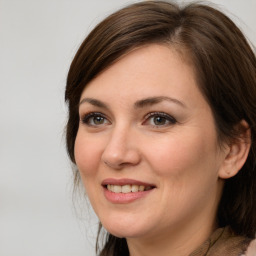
[143,131,221,218]
[143,130,219,181]
[74,131,103,177]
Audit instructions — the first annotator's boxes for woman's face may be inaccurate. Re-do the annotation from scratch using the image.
[75,44,227,241]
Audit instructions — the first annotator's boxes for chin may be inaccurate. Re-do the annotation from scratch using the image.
[105,227,148,239]
[100,216,151,239]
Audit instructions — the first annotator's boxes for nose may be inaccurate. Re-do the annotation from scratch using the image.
[101,126,141,170]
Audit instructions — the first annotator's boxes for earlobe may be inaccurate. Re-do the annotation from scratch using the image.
[218,120,251,179]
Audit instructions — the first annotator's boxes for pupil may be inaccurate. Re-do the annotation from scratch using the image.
[94,116,104,124]
[154,116,165,125]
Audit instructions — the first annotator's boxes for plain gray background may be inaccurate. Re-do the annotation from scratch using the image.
[0,0,255,255]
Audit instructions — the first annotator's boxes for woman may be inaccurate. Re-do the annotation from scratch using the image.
[65,1,256,255]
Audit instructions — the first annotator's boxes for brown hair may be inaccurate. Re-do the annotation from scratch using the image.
[65,1,256,255]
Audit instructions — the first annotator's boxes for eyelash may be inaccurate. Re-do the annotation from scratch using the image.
[143,112,177,127]
[81,112,109,127]
[80,112,177,128]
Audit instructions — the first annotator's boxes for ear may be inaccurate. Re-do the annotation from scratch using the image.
[218,120,251,179]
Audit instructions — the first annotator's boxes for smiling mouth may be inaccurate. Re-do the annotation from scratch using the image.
[105,184,154,193]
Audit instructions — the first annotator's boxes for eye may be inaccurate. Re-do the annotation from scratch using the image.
[81,112,110,127]
[144,112,177,127]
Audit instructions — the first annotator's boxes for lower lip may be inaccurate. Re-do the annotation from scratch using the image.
[103,186,154,204]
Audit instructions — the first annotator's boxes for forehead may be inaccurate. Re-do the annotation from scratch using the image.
[80,44,205,109]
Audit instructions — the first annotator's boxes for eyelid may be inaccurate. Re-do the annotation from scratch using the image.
[80,112,110,126]
[143,112,177,126]
[80,111,177,128]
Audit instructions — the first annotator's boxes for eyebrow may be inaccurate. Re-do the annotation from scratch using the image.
[134,96,186,108]
[79,98,109,109]
[79,96,186,109]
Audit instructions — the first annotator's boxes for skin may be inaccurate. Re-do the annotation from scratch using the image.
[74,44,238,256]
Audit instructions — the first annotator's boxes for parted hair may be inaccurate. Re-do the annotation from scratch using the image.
[65,1,256,255]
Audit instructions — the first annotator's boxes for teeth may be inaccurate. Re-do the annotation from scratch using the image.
[139,185,145,191]
[121,185,131,193]
[131,185,139,192]
[107,184,152,193]
[113,185,121,193]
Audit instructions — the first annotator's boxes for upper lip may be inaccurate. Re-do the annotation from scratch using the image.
[102,178,156,188]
